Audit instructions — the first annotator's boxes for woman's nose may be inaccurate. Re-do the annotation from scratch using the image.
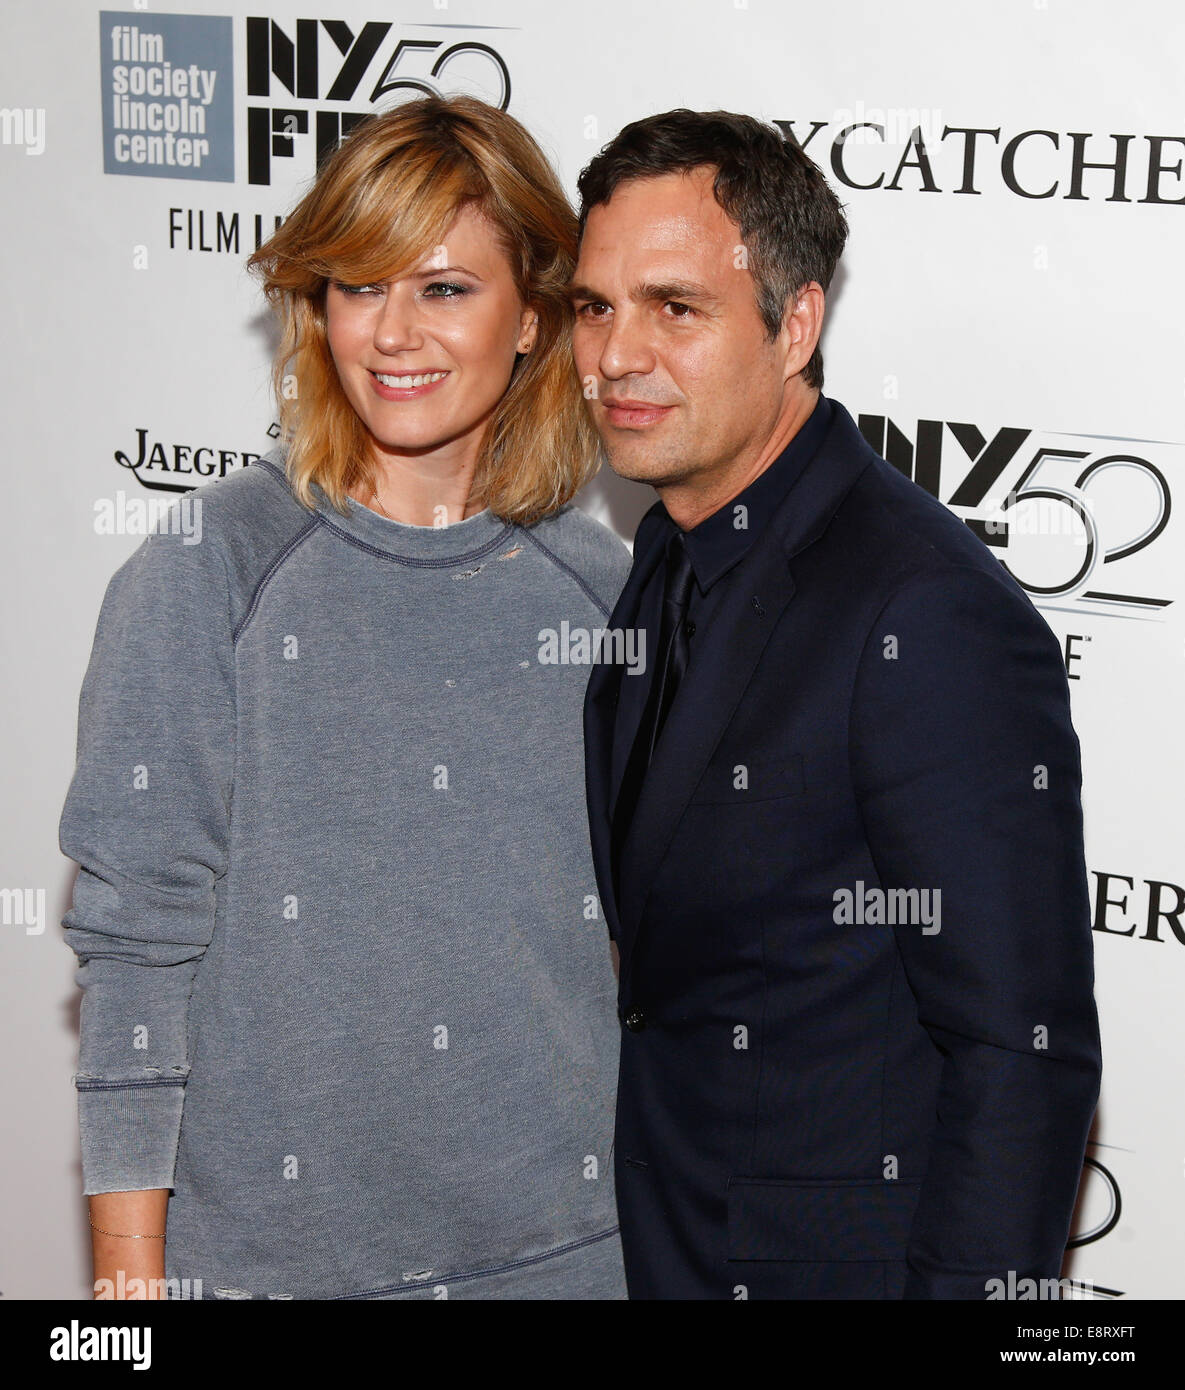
[373,287,423,354]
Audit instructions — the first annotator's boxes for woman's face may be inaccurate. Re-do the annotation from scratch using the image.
[325,202,538,472]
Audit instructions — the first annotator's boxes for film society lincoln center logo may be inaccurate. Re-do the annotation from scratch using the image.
[100,11,234,181]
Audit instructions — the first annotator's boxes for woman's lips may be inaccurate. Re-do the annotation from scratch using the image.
[368,369,450,401]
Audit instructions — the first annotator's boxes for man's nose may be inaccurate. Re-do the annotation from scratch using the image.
[598,308,656,381]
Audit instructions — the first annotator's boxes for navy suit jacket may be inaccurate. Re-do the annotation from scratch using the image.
[584,399,1102,1299]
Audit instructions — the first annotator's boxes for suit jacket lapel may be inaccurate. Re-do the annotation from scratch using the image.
[609,401,879,983]
[614,538,797,982]
[584,502,669,941]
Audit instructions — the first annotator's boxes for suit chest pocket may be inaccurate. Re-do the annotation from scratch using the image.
[689,751,805,805]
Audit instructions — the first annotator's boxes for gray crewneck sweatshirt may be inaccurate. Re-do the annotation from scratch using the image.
[59,449,632,1299]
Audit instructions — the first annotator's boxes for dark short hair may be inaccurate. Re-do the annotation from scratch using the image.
[576,109,848,390]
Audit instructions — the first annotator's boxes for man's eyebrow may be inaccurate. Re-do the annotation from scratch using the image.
[566,279,722,306]
[636,279,719,305]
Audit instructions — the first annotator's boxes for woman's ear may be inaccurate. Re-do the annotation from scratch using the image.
[517,307,540,355]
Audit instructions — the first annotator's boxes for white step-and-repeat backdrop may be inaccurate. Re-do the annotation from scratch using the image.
[2,0,1181,1298]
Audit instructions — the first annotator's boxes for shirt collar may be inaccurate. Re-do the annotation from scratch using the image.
[662,393,833,594]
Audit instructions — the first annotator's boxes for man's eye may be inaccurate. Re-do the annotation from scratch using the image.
[422,281,468,298]
[666,302,694,318]
[576,302,610,318]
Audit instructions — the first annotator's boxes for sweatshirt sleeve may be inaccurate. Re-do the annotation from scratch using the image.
[59,509,236,1194]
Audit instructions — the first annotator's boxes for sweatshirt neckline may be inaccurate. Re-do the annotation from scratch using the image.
[256,453,516,564]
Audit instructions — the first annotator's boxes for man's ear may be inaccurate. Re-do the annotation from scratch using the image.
[517,307,540,355]
[778,282,825,382]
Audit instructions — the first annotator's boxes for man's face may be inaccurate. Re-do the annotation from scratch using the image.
[570,168,793,493]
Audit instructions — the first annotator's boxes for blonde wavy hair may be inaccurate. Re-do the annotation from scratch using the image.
[247,95,600,527]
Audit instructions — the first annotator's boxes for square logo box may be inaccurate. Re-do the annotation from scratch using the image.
[101,11,234,182]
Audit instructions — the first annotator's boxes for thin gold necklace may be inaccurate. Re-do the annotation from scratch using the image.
[369,480,395,521]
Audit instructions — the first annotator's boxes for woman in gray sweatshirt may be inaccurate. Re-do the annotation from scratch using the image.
[59,96,631,1300]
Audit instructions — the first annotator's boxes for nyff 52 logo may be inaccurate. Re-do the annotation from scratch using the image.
[858,414,1175,616]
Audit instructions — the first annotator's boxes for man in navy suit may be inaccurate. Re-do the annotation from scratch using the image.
[570,110,1102,1299]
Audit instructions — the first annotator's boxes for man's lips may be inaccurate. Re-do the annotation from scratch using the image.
[601,399,676,428]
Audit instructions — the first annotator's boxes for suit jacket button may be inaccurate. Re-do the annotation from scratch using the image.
[624,1008,646,1032]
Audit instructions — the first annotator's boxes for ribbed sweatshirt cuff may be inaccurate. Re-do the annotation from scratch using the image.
[77,1081,186,1194]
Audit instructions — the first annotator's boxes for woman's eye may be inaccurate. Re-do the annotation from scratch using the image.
[334,282,381,297]
[422,281,468,298]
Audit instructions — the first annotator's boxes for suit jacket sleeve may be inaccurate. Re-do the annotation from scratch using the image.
[848,564,1102,1299]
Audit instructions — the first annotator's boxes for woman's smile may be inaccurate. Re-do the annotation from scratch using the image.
[367,367,451,401]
